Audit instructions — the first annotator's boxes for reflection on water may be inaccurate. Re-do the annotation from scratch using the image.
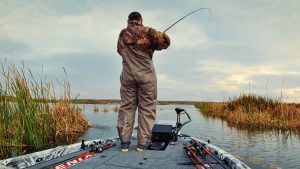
[78,104,300,169]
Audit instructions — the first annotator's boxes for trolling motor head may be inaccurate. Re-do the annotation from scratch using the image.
[175,107,185,114]
[149,108,191,150]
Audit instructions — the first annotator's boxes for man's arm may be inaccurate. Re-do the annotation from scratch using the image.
[148,28,170,51]
[117,29,126,55]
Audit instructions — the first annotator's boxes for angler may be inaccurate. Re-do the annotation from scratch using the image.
[117,11,170,152]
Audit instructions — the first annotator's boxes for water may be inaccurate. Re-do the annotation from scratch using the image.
[78,104,300,169]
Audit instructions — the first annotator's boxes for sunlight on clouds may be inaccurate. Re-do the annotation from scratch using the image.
[216,74,249,91]
[287,89,300,102]
[195,59,300,100]
[275,87,300,102]
[196,59,287,76]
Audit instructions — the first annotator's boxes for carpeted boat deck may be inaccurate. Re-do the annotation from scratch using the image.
[70,137,192,169]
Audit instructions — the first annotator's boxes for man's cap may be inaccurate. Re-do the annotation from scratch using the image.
[128,12,142,21]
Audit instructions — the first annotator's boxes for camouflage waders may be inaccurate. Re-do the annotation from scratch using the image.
[117,18,170,147]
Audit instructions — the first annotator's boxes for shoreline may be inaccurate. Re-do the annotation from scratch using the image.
[0,96,211,105]
[72,99,210,105]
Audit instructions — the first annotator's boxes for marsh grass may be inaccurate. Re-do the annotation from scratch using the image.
[93,105,99,112]
[103,106,109,113]
[0,64,88,159]
[113,105,120,113]
[195,94,300,131]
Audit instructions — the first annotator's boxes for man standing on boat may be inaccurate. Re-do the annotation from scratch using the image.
[117,12,170,152]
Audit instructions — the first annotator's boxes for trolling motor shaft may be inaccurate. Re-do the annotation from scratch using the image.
[174,107,192,139]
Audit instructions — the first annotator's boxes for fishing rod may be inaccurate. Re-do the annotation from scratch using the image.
[163,8,211,33]
[190,139,230,169]
[188,141,214,169]
[45,140,117,169]
[27,139,117,169]
[183,143,207,169]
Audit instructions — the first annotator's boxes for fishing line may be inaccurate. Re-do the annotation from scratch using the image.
[163,8,212,33]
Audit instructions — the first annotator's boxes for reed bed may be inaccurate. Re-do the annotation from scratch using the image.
[0,64,88,159]
[93,105,99,112]
[195,94,300,131]
[113,105,120,113]
[103,106,109,113]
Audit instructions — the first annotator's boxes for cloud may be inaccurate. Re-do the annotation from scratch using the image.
[157,74,184,89]
[283,87,300,102]
[0,36,31,55]
[1,0,300,102]
[194,58,300,100]
[0,1,123,59]
[169,25,209,49]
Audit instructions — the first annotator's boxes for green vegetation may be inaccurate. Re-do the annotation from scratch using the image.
[195,94,300,131]
[0,64,88,159]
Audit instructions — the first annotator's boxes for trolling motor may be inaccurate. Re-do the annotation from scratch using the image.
[149,107,191,150]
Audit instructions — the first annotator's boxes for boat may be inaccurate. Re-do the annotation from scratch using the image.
[0,108,251,169]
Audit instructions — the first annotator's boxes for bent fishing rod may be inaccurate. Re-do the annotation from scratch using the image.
[163,8,211,33]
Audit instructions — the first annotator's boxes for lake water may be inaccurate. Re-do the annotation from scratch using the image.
[78,104,300,169]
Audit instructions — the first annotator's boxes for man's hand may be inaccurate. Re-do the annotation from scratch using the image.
[163,33,170,46]
[156,32,170,50]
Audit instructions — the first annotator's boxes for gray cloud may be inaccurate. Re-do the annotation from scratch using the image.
[0,37,31,54]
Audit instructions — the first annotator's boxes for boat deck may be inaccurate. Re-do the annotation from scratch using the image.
[71,137,192,169]
[26,136,195,169]
[24,137,193,169]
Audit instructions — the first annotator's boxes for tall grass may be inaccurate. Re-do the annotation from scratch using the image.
[113,105,120,113]
[0,64,88,159]
[93,105,99,112]
[103,106,109,113]
[195,94,300,131]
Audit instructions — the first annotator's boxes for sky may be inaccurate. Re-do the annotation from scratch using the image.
[0,0,300,102]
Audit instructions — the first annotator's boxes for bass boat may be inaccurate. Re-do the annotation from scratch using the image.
[0,108,251,169]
